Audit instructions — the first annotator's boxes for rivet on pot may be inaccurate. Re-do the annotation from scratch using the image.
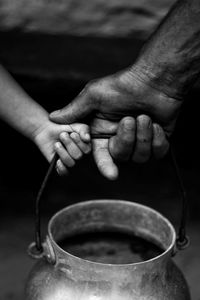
[43,235,56,265]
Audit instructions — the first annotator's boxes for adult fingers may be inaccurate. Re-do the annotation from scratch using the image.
[49,87,96,124]
[93,138,118,180]
[132,115,153,163]
[109,117,136,161]
[152,124,169,159]
[90,118,118,136]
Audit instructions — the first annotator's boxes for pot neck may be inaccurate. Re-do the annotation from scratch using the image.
[46,200,176,282]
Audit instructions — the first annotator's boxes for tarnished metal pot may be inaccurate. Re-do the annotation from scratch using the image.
[25,199,190,300]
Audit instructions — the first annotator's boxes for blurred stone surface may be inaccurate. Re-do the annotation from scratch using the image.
[0,0,175,37]
[0,0,175,82]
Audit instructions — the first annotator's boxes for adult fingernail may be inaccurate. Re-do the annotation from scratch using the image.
[137,115,151,128]
[124,118,135,130]
[50,110,60,117]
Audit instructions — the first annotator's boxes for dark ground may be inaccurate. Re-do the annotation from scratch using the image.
[0,77,200,300]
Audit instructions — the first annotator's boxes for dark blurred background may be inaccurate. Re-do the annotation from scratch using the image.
[0,1,200,299]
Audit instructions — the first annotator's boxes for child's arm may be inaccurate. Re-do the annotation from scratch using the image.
[0,65,91,171]
[0,65,50,142]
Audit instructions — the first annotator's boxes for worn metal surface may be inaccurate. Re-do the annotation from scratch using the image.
[26,200,190,300]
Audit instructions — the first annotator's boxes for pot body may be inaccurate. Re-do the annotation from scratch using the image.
[26,200,191,300]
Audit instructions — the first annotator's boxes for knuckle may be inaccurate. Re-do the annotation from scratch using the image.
[85,81,97,97]
[111,148,124,160]
[84,146,91,154]
[110,138,132,160]
[154,145,169,158]
[116,132,135,146]
[120,138,134,147]
[75,152,82,160]
[64,156,75,167]
[111,146,131,162]
[153,140,164,149]
[56,160,67,176]
[153,139,168,151]
[122,132,135,144]
[137,136,151,144]
[132,154,149,163]
[115,152,130,162]
[82,124,89,132]
[132,146,151,162]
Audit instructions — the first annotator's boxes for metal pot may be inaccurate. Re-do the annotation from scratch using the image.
[25,199,190,300]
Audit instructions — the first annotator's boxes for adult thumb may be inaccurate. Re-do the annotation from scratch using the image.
[49,91,95,124]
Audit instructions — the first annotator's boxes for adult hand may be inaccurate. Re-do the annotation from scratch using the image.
[90,114,169,179]
[50,69,181,179]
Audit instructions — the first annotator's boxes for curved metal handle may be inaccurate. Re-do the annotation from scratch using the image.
[170,147,190,250]
[31,134,114,255]
[29,136,189,257]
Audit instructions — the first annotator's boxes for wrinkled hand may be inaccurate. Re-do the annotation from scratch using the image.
[50,69,182,179]
[90,115,169,179]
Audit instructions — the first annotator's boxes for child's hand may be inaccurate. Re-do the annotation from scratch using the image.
[34,121,91,175]
[55,125,91,175]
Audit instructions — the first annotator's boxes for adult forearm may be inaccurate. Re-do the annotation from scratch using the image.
[0,65,48,140]
[133,0,200,99]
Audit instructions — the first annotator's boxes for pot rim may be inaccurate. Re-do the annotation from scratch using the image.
[48,199,176,267]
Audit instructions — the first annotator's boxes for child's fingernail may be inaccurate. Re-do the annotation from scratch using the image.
[60,132,67,139]
[85,133,90,140]
[56,167,60,176]
[154,124,160,136]
[70,132,78,139]
[84,143,92,154]
[86,147,91,154]
[55,142,61,149]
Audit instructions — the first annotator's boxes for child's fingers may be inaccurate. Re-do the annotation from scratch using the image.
[70,132,91,154]
[70,124,90,142]
[152,124,169,159]
[54,142,75,167]
[59,132,83,160]
[56,159,68,176]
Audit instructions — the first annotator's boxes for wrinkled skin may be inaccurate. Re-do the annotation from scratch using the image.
[50,69,182,180]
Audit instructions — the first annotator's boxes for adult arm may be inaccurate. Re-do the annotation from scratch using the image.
[133,0,200,100]
[50,0,200,179]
